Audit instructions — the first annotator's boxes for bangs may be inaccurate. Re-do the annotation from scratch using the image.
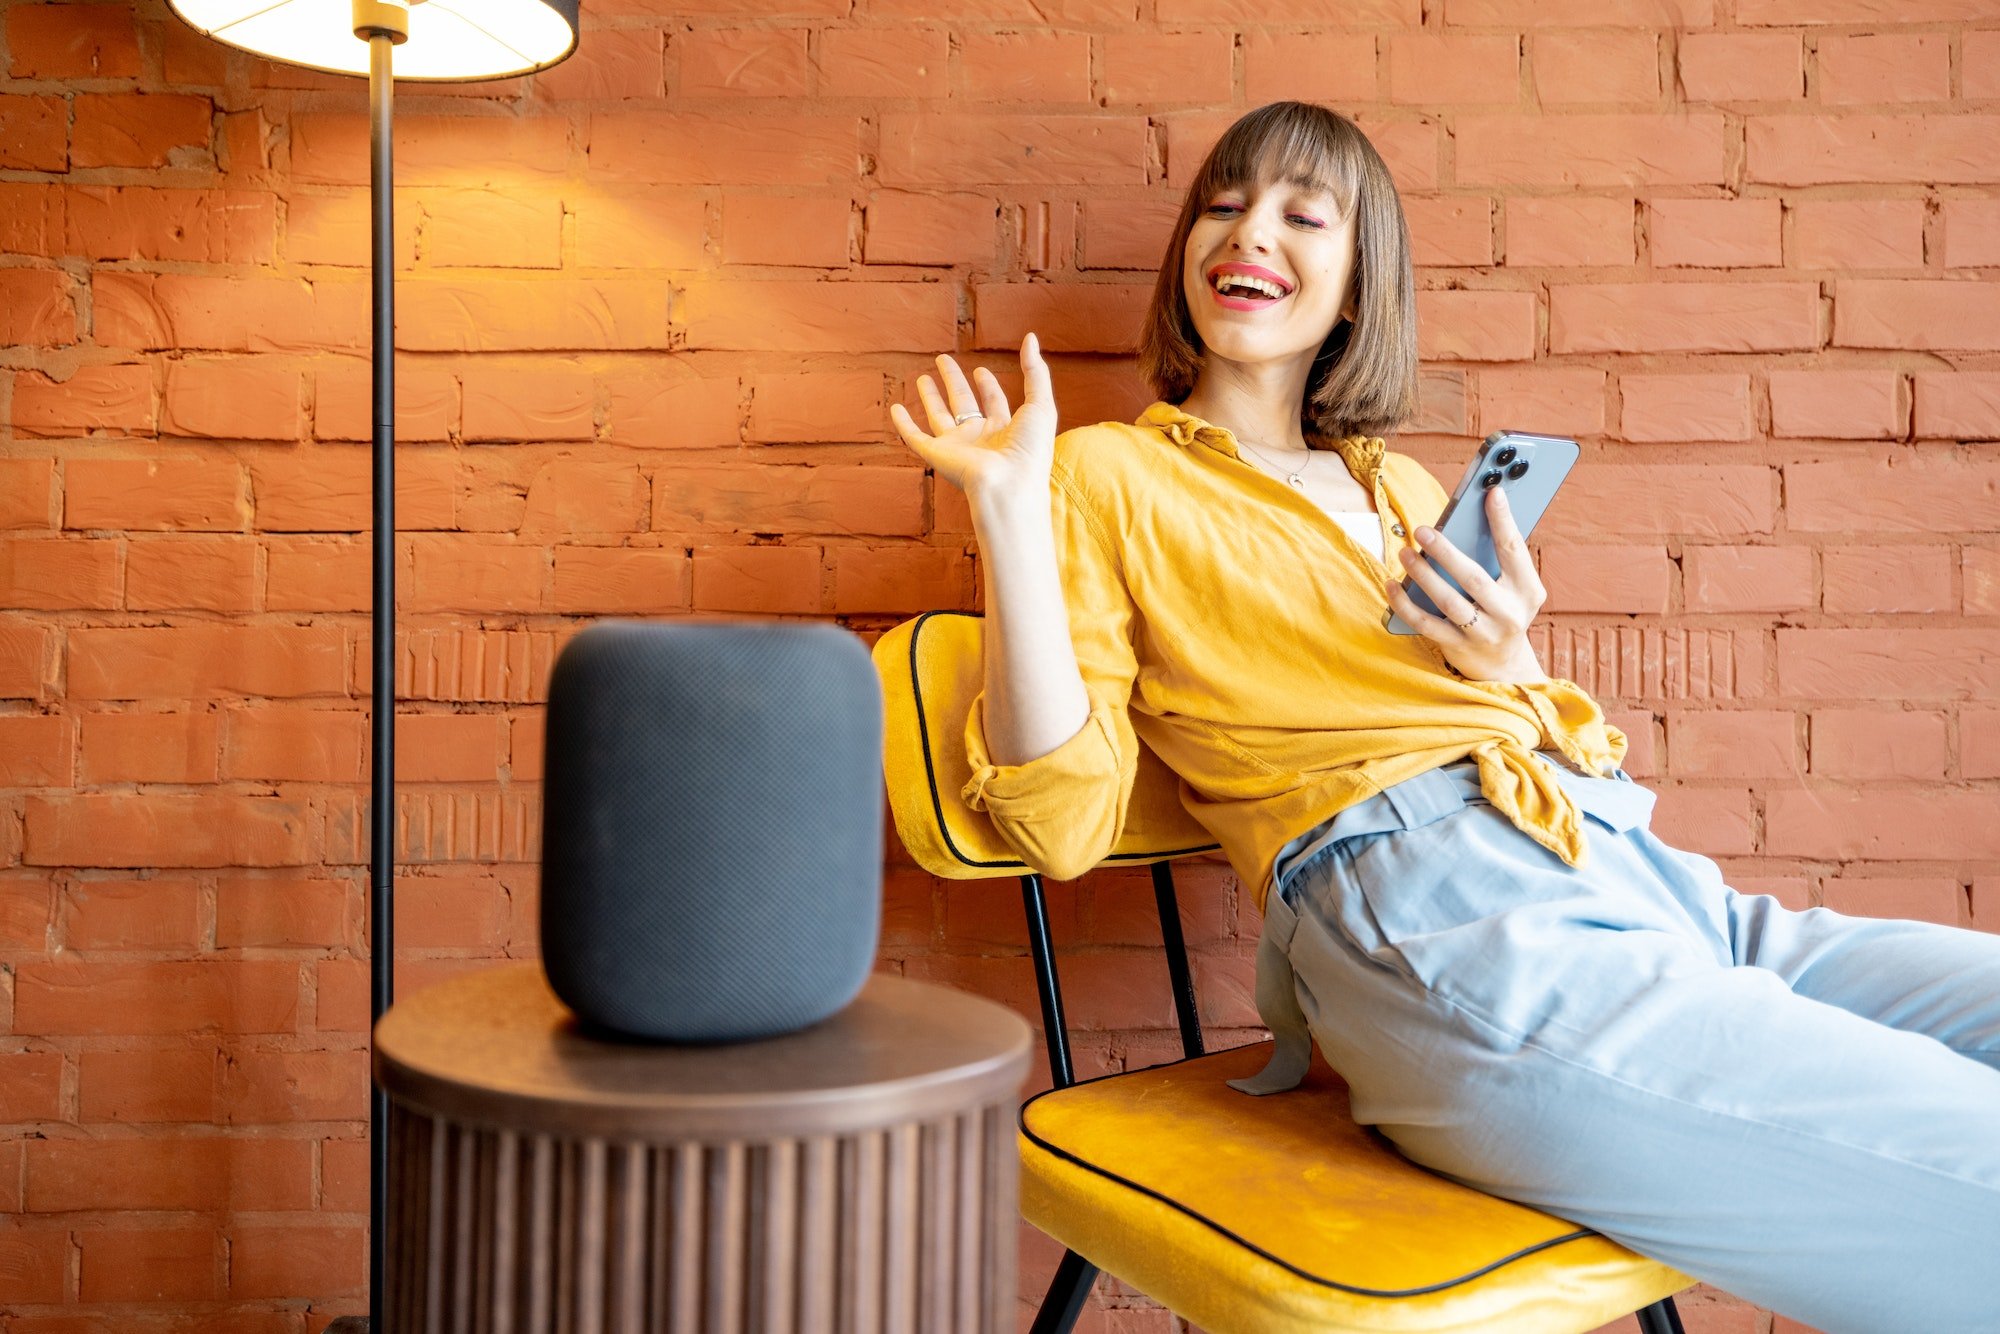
[1194,111,1360,220]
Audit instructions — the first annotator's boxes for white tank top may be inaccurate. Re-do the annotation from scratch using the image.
[1328,510,1385,562]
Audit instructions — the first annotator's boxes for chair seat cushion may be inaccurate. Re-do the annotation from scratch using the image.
[1019,1042,1692,1334]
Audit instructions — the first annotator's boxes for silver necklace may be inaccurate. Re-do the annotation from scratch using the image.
[1235,434,1313,489]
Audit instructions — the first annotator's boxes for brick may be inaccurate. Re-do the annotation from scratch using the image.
[1648,199,1781,269]
[18,957,300,1035]
[1965,709,2000,779]
[1245,32,1376,107]
[1817,34,1948,105]
[1943,200,2000,269]
[1975,31,2000,100]
[0,537,121,611]
[93,272,363,354]
[972,281,1152,355]
[1648,785,1754,858]
[1476,368,1606,437]
[63,877,202,951]
[749,371,884,442]
[1445,0,1707,21]
[395,713,504,783]
[1387,34,1519,106]
[865,191,999,267]
[1835,279,2000,352]
[77,711,221,784]
[588,110,856,184]
[655,465,923,536]
[0,94,66,170]
[1537,543,1672,614]
[817,27,945,100]
[1786,459,2000,533]
[1821,545,1952,615]
[1767,369,1902,440]
[530,24,665,101]
[229,1224,366,1299]
[313,356,456,442]
[1532,31,1657,105]
[606,375,741,449]
[1768,788,2000,861]
[0,623,51,700]
[0,876,52,950]
[69,625,346,700]
[389,628,560,704]
[7,3,142,78]
[0,1230,64,1303]
[264,539,367,612]
[282,188,422,268]
[26,794,313,869]
[509,712,545,782]
[392,872,511,950]
[1544,464,1778,539]
[1617,373,1752,442]
[218,1050,368,1124]
[1914,373,2000,441]
[831,547,972,613]
[959,32,1090,103]
[125,537,257,612]
[550,546,690,614]
[65,186,277,264]
[684,279,954,352]
[399,278,669,352]
[66,456,246,531]
[1809,709,1948,780]
[1683,546,1813,614]
[676,27,809,97]
[410,537,548,613]
[0,182,61,257]
[161,360,306,442]
[0,459,56,530]
[691,544,822,613]
[1668,709,1798,778]
[1401,195,1493,268]
[249,448,455,531]
[0,269,76,346]
[215,874,350,950]
[1550,282,1817,354]
[1748,115,2000,186]
[424,189,563,269]
[79,1227,220,1302]
[1413,289,1537,362]
[722,191,850,268]
[12,364,155,436]
[72,92,212,168]
[1820,877,1966,928]
[1455,114,1725,187]
[26,1135,311,1212]
[460,367,594,441]
[1504,196,1632,266]
[573,186,707,270]
[1790,199,1924,270]
[291,113,569,187]
[1777,629,2000,701]
[878,113,1147,187]
[0,1051,62,1121]
[1676,34,1802,102]
[1102,32,1232,106]
[223,707,364,783]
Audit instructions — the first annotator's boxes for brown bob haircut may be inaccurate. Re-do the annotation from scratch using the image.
[1138,101,1421,443]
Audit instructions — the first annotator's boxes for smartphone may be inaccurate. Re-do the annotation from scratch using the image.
[1382,430,1578,635]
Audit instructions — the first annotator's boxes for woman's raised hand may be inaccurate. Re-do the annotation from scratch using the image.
[890,333,1057,509]
[1383,486,1551,685]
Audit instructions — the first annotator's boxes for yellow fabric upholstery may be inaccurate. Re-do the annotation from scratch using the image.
[873,611,1216,878]
[1021,1043,1694,1334]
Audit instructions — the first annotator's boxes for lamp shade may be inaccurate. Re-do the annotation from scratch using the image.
[166,0,580,80]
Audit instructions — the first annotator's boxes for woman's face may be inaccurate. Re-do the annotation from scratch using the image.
[1180,170,1360,375]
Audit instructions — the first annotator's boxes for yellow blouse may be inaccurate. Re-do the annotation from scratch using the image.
[960,400,1627,914]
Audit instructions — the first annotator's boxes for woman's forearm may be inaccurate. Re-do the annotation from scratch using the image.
[972,486,1091,767]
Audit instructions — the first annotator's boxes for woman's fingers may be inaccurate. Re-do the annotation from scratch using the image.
[1412,523,1501,606]
[1019,331,1052,407]
[915,373,954,434]
[1396,547,1482,629]
[1486,487,1545,604]
[1384,573,1459,639]
[934,355,983,425]
[971,365,1012,422]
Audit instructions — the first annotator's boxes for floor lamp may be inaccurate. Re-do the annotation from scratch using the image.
[160,3,579,1327]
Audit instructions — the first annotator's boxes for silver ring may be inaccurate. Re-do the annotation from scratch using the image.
[953,411,983,424]
[1452,609,1481,631]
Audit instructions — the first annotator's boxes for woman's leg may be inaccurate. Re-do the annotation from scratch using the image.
[1281,797,2000,1334]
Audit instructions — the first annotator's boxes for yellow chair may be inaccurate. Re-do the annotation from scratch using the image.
[874,610,1698,1334]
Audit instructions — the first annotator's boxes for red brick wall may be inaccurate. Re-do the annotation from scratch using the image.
[2,0,1996,1327]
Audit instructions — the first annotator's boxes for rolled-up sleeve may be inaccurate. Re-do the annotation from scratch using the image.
[1491,676,1628,779]
[959,469,1141,881]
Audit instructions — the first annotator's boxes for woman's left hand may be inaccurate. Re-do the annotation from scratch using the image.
[1383,486,1550,685]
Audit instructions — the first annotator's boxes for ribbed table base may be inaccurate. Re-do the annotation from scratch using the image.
[384,1098,1019,1334]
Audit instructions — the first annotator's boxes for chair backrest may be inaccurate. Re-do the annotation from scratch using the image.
[873,611,1219,880]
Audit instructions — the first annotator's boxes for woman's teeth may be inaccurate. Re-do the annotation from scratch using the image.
[1214,275,1286,299]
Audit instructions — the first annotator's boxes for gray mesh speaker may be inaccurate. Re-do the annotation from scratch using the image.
[538,619,884,1042]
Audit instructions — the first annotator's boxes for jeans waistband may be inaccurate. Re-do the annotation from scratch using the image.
[1273,758,1485,898]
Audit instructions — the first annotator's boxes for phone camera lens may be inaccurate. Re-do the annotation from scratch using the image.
[1507,459,1530,480]
[1493,445,1518,466]
[1480,469,1503,489]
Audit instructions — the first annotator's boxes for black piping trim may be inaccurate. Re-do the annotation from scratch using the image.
[907,610,1221,871]
[1017,1042,1603,1300]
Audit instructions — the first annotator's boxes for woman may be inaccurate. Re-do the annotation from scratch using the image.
[889,100,2000,1334]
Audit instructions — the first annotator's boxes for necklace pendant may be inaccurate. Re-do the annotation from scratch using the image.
[1287,473,1305,489]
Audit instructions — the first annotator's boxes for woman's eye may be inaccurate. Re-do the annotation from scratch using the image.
[1288,215,1324,228]
[1206,204,1241,214]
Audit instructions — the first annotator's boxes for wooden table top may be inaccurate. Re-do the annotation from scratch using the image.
[374,963,1035,1140]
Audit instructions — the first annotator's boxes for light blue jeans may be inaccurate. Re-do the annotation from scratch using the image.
[1237,753,2000,1334]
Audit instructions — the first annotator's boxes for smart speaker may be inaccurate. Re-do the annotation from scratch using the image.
[538,619,884,1042]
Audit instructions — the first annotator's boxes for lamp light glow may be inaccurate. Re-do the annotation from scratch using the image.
[167,0,579,80]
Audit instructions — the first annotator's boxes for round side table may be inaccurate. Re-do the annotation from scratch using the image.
[374,964,1033,1333]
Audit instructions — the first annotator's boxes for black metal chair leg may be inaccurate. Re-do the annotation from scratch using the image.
[1021,873,1076,1088]
[1029,1249,1101,1334]
[1637,1295,1686,1334]
[1149,862,1204,1060]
